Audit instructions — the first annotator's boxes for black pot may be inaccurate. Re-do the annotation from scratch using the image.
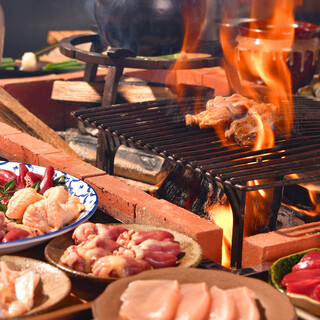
[94,0,206,57]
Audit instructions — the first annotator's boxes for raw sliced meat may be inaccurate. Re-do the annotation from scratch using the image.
[119,280,181,320]
[91,255,151,278]
[281,269,320,287]
[292,259,320,272]
[227,286,260,320]
[175,283,210,320]
[300,251,320,263]
[209,285,237,320]
[286,278,320,301]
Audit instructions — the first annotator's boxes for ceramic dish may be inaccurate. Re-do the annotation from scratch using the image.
[0,161,98,254]
[92,267,297,320]
[44,223,203,284]
[269,248,320,316]
[0,255,71,317]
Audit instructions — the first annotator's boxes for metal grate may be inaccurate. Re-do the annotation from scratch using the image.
[72,96,320,191]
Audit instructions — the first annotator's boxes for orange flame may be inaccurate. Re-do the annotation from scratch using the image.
[208,204,233,268]
[286,174,320,217]
[217,0,303,264]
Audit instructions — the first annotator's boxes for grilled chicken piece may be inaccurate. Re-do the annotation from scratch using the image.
[185,94,251,130]
[225,115,259,146]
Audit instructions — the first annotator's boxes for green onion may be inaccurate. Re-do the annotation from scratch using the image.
[42,59,84,72]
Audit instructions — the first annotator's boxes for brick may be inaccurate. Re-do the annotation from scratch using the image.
[0,122,23,136]
[242,221,320,267]
[135,197,223,263]
[37,152,106,180]
[84,174,150,221]
[0,133,60,165]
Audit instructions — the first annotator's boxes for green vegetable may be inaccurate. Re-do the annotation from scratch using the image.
[0,57,16,70]
[42,59,84,72]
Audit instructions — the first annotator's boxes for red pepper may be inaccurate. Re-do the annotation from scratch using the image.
[16,163,29,189]
[0,169,17,186]
[25,172,42,188]
[39,166,55,193]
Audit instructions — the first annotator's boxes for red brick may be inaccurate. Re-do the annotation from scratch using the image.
[0,133,60,164]
[0,122,24,136]
[242,221,320,267]
[135,197,223,263]
[37,152,106,180]
[84,174,149,222]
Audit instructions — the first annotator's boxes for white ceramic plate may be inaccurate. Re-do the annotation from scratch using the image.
[0,161,98,254]
[0,255,71,317]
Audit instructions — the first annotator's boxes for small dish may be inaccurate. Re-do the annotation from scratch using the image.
[269,248,320,316]
[92,267,297,320]
[0,161,98,254]
[0,255,71,317]
[45,223,203,284]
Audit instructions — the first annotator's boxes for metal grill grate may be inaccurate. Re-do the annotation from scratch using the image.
[72,96,320,191]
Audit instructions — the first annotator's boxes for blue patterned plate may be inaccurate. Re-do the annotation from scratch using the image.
[0,161,98,254]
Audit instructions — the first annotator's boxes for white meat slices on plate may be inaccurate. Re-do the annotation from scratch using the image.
[209,285,238,320]
[227,286,260,320]
[119,280,181,320]
[175,283,211,320]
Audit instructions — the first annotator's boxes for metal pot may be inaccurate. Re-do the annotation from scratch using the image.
[94,0,206,57]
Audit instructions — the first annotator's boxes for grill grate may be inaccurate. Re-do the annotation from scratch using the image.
[72,96,320,191]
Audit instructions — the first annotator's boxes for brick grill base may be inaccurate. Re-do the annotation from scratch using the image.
[1,121,319,267]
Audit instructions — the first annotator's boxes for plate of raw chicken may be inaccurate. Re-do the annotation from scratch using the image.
[91,267,297,320]
[44,223,203,284]
[0,255,71,318]
[0,161,98,254]
[269,248,320,316]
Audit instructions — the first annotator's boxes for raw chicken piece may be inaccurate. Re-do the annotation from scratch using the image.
[60,235,121,272]
[0,261,40,318]
[22,186,85,233]
[119,280,181,320]
[2,224,43,243]
[227,286,260,320]
[174,283,211,320]
[115,246,178,269]
[72,222,127,244]
[117,229,175,247]
[209,285,238,320]
[135,239,181,256]
[5,188,43,221]
[92,255,151,278]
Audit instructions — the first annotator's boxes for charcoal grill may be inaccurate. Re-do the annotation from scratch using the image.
[72,95,320,268]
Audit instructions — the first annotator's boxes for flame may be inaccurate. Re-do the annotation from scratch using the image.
[208,204,233,268]
[286,174,320,217]
[218,0,303,260]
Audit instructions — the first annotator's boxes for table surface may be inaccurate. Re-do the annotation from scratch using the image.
[6,209,317,320]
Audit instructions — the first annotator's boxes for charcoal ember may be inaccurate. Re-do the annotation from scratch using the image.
[154,165,226,219]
